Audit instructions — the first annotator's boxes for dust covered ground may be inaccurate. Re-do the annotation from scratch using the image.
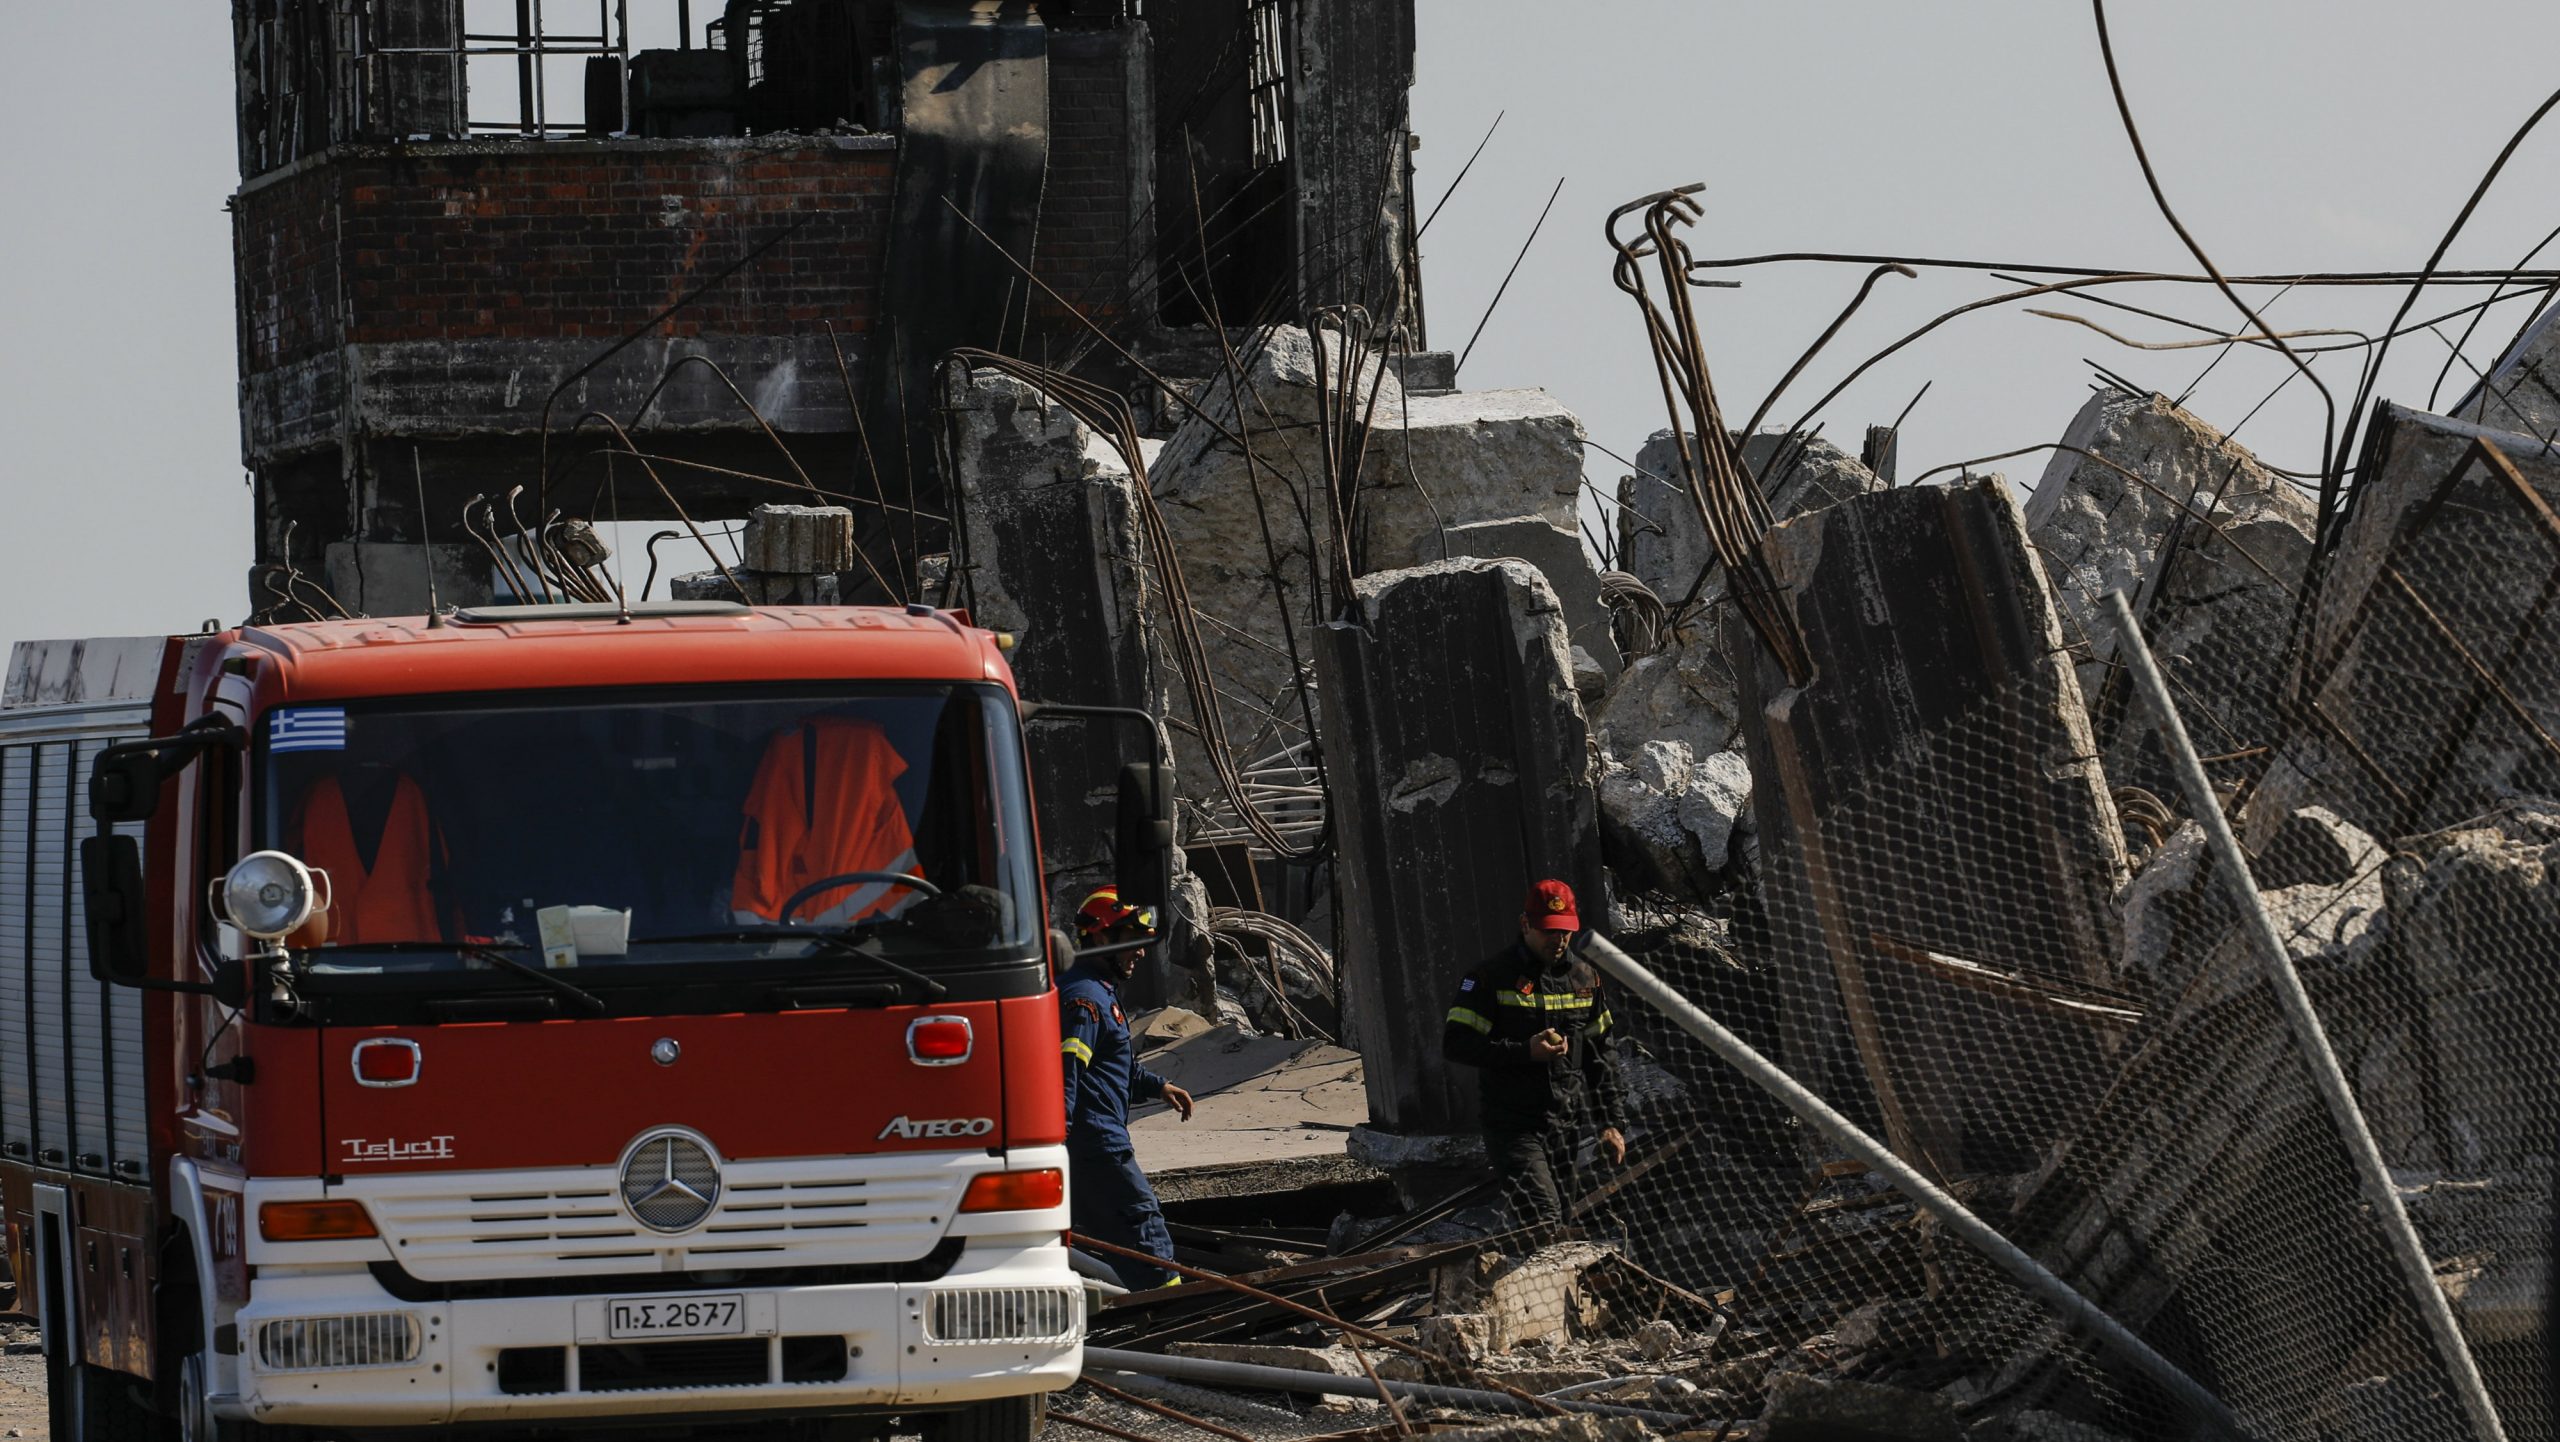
[0,1318,46,1440]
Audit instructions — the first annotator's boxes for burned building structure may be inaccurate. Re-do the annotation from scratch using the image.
[228,0,1421,613]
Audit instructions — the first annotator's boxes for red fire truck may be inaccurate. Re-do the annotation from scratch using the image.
[0,600,1155,1440]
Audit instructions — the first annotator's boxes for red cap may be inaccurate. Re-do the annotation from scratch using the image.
[1522,879,1580,932]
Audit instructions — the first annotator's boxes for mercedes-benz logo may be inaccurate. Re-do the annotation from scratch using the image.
[620,1131,721,1233]
[651,1037,681,1067]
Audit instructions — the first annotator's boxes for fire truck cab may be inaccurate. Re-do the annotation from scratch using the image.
[1,601,1132,1440]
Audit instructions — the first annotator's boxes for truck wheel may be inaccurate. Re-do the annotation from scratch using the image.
[920,1394,1046,1442]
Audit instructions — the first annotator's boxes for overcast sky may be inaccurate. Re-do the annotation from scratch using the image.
[5,2,2558,660]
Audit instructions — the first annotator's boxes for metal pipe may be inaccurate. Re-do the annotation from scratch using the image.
[2099,590,2508,1442]
[1081,1352,1689,1428]
[1570,929,2248,1439]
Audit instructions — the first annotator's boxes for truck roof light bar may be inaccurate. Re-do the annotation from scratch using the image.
[449,600,750,624]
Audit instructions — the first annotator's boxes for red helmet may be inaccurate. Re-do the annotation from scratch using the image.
[1076,885,1157,938]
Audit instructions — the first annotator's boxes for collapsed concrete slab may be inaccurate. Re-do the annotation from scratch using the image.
[2003,922,2474,1439]
[2452,299,2560,443]
[1317,558,1603,1138]
[1438,516,1619,683]
[1731,478,2128,1177]
[2248,403,2560,844]
[2023,390,2314,797]
[1147,326,1589,802]
[1614,431,1883,608]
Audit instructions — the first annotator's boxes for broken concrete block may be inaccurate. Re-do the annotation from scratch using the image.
[944,367,1212,1015]
[740,502,856,574]
[2023,390,2313,798]
[1731,477,2127,1175]
[2451,298,2560,442]
[1756,1373,1958,1442]
[2246,402,2560,843]
[1148,325,1588,808]
[1483,1242,1619,1353]
[1318,558,1603,1137]
[1416,1313,1493,1368]
[2114,807,2385,1014]
[1615,430,1883,608]
[1630,1318,1684,1362]
[1595,739,1751,902]
[1589,618,1751,906]
[670,567,840,604]
[1437,515,1619,682]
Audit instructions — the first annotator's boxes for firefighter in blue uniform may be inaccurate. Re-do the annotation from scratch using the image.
[1443,879,1628,1233]
[1059,885,1195,1288]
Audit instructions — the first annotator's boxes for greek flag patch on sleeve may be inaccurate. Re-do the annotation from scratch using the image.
[268,707,349,753]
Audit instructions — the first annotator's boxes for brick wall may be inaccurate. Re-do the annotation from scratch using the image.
[234,137,896,379]
[1034,35,1135,332]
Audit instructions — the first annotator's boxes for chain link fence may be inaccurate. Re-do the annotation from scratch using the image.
[1065,430,2556,1442]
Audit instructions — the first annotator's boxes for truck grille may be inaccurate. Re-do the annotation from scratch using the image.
[353,1158,962,1282]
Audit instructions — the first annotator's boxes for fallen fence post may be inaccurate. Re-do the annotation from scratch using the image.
[1572,928,2249,1439]
[2099,589,2509,1442]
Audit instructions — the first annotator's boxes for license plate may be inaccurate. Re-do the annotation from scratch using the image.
[606,1293,746,1339]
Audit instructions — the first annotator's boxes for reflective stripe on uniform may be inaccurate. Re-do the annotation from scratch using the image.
[1061,1038,1095,1064]
[1446,1006,1493,1034]
[1492,991,1594,1010]
[1589,1009,1613,1037]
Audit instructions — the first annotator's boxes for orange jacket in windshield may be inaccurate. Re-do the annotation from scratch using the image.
[290,772,448,945]
[730,716,924,926]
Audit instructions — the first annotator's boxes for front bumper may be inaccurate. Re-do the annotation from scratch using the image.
[228,1237,1082,1427]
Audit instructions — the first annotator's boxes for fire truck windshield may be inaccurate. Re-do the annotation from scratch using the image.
[255,684,1041,986]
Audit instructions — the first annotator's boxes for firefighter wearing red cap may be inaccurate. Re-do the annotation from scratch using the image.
[1059,884,1194,1288]
[1442,879,1628,1231]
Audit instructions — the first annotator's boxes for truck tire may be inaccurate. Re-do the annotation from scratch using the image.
[920,1394,1045,1442]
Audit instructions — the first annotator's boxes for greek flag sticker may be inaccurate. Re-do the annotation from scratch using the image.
[268,707,348,754]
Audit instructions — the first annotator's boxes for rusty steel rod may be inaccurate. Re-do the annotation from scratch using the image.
[1072,1235,1569,1418]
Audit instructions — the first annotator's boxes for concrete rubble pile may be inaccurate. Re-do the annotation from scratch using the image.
[957,305,2560,1439]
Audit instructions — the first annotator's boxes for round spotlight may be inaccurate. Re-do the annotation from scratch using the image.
[222,851,319,940]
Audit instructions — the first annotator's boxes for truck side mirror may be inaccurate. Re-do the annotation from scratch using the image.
[1115,761,1175,914]
[81,834,149,985]
[89,751,164,824]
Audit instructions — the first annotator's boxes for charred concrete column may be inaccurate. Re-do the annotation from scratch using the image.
[1317,557,1602,1142]
[1730,478,2127,1180]
[947,367,1214,1015]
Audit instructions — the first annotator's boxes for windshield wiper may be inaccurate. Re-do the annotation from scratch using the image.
[457,943,609,1014]
[639,926,949,1000]
[298,941,610,1014]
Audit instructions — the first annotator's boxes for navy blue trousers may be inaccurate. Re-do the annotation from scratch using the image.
[1068,1140,1176,1289]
